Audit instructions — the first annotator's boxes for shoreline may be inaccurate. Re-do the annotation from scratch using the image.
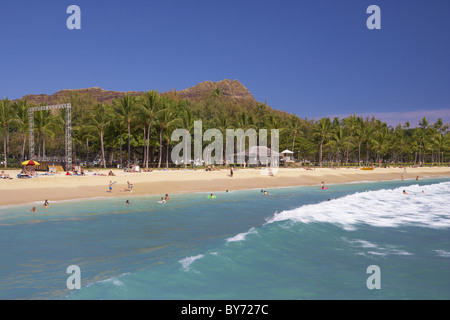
[1,167,450,207]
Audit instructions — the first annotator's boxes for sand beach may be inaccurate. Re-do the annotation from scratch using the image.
[1,166,449,207]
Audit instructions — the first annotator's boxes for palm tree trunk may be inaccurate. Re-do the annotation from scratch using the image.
[166,140,169,169]
[43,134,46,159]
[366,145,370,166]
[3,130,6,168]
[119,134,123,166]
[127,122,131,168]
[319,139,324,166]
[358,141,362,166]
[292,134,296,155]
[20,133,26,163]
[6,126,10,162]
[158,129,163,168]
[38,133,41,160]
[143,126,147,167]
[100,130,106,168]
[86,137,89,165]
[146,120,153,169]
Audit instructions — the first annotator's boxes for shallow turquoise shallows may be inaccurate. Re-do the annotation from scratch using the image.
[1,178,449,299]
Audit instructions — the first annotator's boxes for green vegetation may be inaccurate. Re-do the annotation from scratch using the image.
[0,89,449,169]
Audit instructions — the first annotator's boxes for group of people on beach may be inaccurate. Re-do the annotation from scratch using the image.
[19,168,38,178]
[107,181,133,193]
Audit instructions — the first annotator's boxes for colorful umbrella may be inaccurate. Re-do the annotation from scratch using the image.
[21,160,40,166]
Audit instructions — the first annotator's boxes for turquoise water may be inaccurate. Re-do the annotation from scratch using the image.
[0,178,449,300]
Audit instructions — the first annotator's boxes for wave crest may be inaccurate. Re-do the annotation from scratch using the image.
[266,182,450,230]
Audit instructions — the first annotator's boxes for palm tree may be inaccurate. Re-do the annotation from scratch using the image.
[137,90,160,169]
[113,94,137,168]
[12,99,31,163]
[155,102,182,168]
[86,103,113,168]
[162,116,183,169]
[288,114,302,158]
[0,98,18,168]
[342,115,358,165]
[394,124,406,164]
[34,109,58,159]
[371,126,389,167]
[314,117,332,166]
[180,108,195,168]
[332,122,349,167]
[355,116,369,166]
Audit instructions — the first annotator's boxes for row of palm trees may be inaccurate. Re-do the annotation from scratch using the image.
[308,115,449,167]
[1,91,449,169]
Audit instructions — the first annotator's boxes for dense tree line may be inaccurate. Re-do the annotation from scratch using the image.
[0,89,449,169]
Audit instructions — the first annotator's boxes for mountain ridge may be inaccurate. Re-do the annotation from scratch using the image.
[18,79,257,105]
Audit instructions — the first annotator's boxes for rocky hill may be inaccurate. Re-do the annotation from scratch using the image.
[177,79,256,102]
[19,79,257,105]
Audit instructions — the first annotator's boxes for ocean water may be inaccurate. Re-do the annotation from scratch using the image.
[0,178,449,300]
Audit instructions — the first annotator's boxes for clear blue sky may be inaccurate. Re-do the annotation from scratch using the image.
[1,0,449,126]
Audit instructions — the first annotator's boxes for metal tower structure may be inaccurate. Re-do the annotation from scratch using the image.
[28,104,72,170]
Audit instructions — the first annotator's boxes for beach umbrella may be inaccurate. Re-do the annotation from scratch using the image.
[21,160,40,166]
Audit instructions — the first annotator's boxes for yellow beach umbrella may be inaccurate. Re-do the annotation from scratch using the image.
[21,160,40,166]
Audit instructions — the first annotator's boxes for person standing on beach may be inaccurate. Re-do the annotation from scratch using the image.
[108,181,115,193]
[230,166,234,178]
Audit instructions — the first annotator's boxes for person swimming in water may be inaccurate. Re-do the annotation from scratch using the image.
[164,194,170,200]
[263,190,269,195]
[403,190,408,194]
[43,199,49,208]
[30,207,37,213]
[159,198,166,204]
[320,181,325,190]
[125,200,130,205]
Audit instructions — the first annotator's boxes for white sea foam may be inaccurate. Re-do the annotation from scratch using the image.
[434,250,450,258]
[226,227,258,242]
[342,237,413,256]
[267,182,450,231]
[179,254,205,271]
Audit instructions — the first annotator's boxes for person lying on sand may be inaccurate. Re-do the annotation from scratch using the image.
[0,171,12,179]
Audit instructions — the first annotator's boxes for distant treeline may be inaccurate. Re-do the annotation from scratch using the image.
[0,88,449,169]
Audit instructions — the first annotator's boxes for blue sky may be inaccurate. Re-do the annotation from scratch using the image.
[1,0,449,126]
